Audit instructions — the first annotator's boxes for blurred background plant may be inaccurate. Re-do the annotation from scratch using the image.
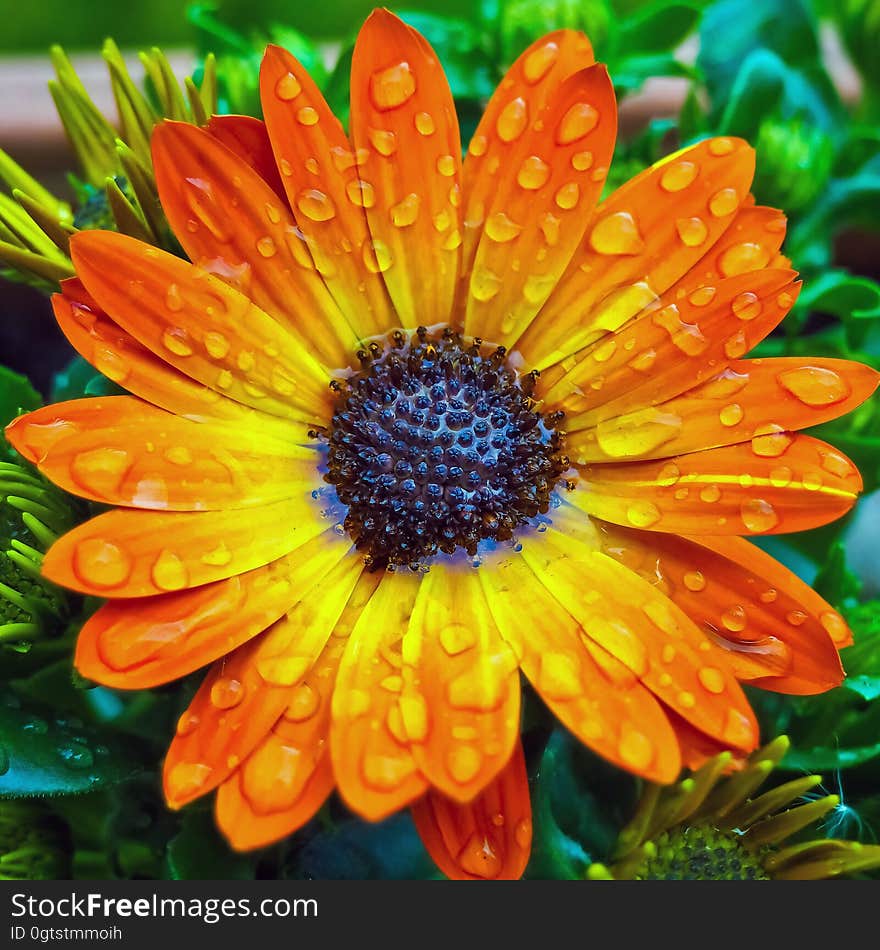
[1,0,879,880]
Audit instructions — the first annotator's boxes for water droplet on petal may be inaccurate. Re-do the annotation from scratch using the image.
[698,667,725,694]
[162,328,194,357]
[708,137,735,156]
[684,570,706,591]
[151,549,188,591]
[675,216,708,246]
[390,193,421,227]
[719,403,744,426]
[652,305,708,355]
[74,538,133,589]
[723,328,748,359]
[538,652,583,700]
[296,189,336,222]
[165,283,183,311]
[468,134,488,157]
[787,609,808,626]
[555,182,580,210]
[720,242,770,277]
[210,677,244,709]
[778,366,850,407]
[275,72,302,100]
[689,285,716,306]
[497,97,528,142]
[362,239,393,273]
[660,160,698,192]
[626,500,661,528]
[820,610,849,644]
[556,102,598,145]
[709,187,739,217]
[516,155,550,190]
[700,484,722,503]
[457,833,502,879]
[731,292,761,321]
[471,268,502,302]
[370,62,416,110]
[368,128,397,156]
[741,498,779,532]
[571,150,593,171]
[751,424,793,458]
[345,179,376,208]
[590,212,645,255]
[167,762,213,799]
[485,211,523,243]
[256,235,277,258]
[175,711,199,737]
[296,106,319,126]
[722,605,747,632]
[523,40,559,83]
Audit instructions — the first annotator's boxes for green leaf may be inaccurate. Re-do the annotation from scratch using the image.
[783,740,880,771]
[618,2,701,55]
[0,689,141,798]
[399,11,497,101]
[0,366,40,433]
[813,542,862,607]
[167,808,255,880]
[51,354,125,403]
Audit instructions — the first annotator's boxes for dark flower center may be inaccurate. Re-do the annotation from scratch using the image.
[322,327,568,571]
[635,824,770,881]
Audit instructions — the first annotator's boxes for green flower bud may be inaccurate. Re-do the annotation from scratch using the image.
[753,115,835,212]
[497,0,611,67]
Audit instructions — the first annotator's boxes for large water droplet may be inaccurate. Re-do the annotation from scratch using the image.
[709,187,739,217]
[370,62,417,110]
[675,216,708,247]
[496,97,528,142]
[589,212,645,255]
[297,189,336,222]
[275,72,302,101]
[523,41,559,83]
[151,549,189,591]
[660,161,698,192]
[390,193,420,228]
[778,366,850,407]
[73,538,133,589]
[556,102,598,145]
[516,155,550,190]
[740,498,779,532]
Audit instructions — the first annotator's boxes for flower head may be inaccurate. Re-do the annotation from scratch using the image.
[5,9,879,879]
[590,736,880,880]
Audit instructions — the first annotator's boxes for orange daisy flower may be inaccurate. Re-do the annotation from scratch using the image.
[5,10,878,880]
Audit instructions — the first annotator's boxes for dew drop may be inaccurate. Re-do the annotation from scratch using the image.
[345,179,376,208]
[516,155,550,190]
[284,682,320,722]
[590,212,645,255]
[555,182,580,210]
[457,833,502,879]
[210,677,244,710]
[497,97,528,142]
[256,235,277,258]
[297,189,336,222]
[151,549,189,591]
[683,570,706,592]
[626,500,661,528]
[362,239,393,273]
[390,193,420,228]
[731,291,761,321]
[58,740,94,770]
[675,216,708,246]
[709,187,739,217]
[93,346,130,383]
[720,242,770,277]
[370,61,416,110]
[447,745,483,784]
[556,102,598,145]
[523,40,559,83]
[700,484,722,503]
[751,424,793,458]
[471,268,502,302]
[719,403,744,426]
[741,498,779,532]
[723,328,748,359]
[275,72,302,101]
[769,465,793,487]
[698,667,725,694]
[652,305,709,355]
[165,283,183,311]
[167,762,213,799]
[820,610,849,644]
[175,711,199,737]
[708,137,735,156]
[203,331,230,360]
[485,211,523,243]
[296,106,319,126]
[162,328,194,357]
[468,134,488,157]
[722,605,747,632]
[73,538,133,589]
[659,160,698,192]
[368,127,397,156]
[433,155,457,180]
[689,285,716,307]
[778,366,850,407]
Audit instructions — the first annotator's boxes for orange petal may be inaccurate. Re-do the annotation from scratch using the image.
[7,396,321,511]
[571,433,862,535]
[205,114,286,200]
[520,136,757,368]
[567,357,880,463]
[259,44,395,338]
[349,10,462,328]
[216,756,334,851]
[597,524,845,693]
[153,120,358,367]
[73,531,349,688]
[70,230,333,426]
[52,286,295,434]
[461,30,594,287]
[521,520,758,752]
[671,203,788,291]
[539,268,799,430]
[411,742,531,880]
[462,64,616,347]
[330,570,428,820]
[479,545,681,782]
[403,565,520,803]
[667,709,748,772]
[163,553,365,808]
[44,493,331,598]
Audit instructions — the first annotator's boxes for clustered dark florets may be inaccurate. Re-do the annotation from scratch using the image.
[320,327,568,571]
